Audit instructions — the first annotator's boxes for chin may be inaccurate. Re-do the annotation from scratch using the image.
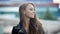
[30,16,34,18]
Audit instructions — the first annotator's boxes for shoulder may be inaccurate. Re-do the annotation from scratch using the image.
[12,26,26,34]
[12,24,21,34]
[12,22,23,31]
[12,23,26,34]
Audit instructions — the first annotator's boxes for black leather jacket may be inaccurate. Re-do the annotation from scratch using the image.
[12,22,27,34]
[12,22,45,34]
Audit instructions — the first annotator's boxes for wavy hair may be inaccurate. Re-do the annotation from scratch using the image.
[19,3,44,34]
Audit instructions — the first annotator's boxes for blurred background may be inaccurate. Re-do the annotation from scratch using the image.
[0,0,60,34]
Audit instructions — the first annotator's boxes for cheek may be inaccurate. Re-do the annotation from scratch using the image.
[25,11,35,18]
[26,10,33,15]
[25,11,32,16]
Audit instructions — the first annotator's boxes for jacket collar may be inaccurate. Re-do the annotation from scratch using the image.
[18,21,27,34]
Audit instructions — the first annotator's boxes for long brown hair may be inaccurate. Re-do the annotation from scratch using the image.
[19,3,44,34]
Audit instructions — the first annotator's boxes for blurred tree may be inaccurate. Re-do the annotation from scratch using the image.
[42,6,55,20]
[58,9,60,14]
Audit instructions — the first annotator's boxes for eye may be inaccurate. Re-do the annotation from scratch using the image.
[29,8,33,11]
[29,8,35,11]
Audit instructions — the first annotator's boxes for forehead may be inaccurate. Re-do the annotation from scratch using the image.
[26,4,34,9]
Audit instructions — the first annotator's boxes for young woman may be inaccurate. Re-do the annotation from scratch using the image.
[12,3,44,34]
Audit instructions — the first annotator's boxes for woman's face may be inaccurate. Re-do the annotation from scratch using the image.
[24,4,35,18]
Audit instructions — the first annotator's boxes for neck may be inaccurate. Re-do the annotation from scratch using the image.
[23,16,30,33]
[24,16,30,26]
